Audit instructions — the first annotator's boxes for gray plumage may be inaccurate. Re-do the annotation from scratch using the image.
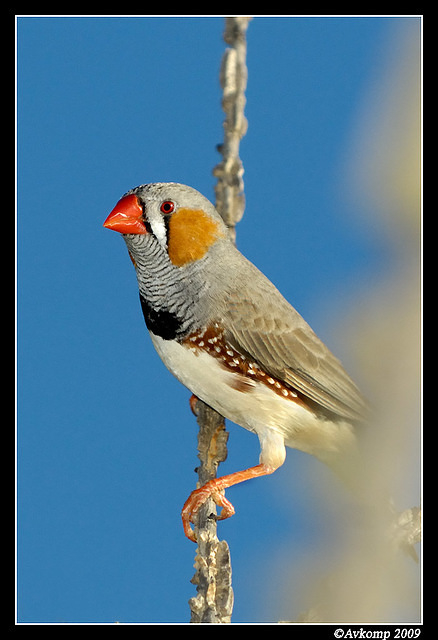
[122,183,367,424]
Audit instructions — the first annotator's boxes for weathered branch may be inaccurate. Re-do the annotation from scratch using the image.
[188,404,233,623]
[391,505,422,559]
[213,16,251,241]
[188,16,251,624]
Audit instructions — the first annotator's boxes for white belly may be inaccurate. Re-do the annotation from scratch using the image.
[149,333,355,466]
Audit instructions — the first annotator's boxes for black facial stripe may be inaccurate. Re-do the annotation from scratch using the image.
[143,217,153,234]
[162,215,170,245]
[136,200,153,234]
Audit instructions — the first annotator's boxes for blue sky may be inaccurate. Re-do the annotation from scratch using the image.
[17,16,421,624]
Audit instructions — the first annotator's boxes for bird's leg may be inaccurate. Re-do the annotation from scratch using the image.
[181,463,276,542]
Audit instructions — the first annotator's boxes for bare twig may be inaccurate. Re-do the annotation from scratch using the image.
[188,16,251,624]
[391,506,421,559]
[188,404,233,623]
[213,16,251,241]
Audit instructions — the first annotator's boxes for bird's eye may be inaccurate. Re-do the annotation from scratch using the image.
[160,201,175,215]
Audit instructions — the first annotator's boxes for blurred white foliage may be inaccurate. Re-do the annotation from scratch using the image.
[274,19,421,623]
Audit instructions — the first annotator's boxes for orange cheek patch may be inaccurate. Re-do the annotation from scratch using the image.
[167,208,224,266]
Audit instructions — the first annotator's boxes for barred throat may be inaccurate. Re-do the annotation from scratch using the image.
[124,233,204,341]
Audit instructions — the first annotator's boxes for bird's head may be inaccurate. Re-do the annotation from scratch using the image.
[103,182,228,268]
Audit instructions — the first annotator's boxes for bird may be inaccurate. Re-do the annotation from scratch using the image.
[103,182,367,542]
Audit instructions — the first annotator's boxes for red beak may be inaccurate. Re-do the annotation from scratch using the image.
[103,194,147,235]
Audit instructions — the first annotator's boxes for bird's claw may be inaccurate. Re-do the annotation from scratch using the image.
[181,483,235,542]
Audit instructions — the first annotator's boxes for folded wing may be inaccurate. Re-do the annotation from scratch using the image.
[221,272,367,422]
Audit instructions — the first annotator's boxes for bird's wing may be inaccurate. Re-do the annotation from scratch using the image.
[221,277,367,422]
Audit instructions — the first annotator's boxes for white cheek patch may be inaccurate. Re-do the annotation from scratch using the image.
[147,210,168,248]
